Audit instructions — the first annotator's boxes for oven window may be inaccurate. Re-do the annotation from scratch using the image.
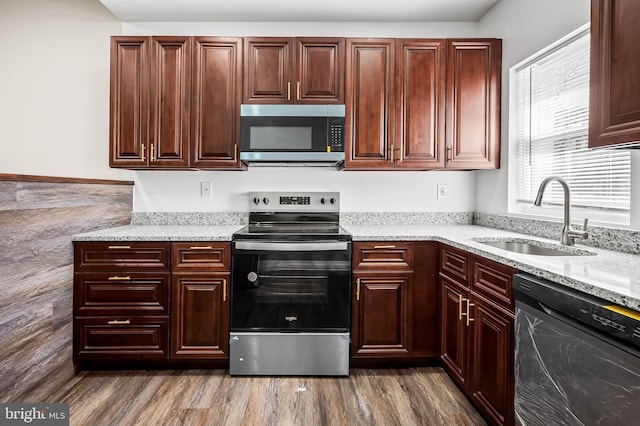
[231,250,351,332]
[249,126,313,150]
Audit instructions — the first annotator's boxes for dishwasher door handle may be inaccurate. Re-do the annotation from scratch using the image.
[234,241,349,252]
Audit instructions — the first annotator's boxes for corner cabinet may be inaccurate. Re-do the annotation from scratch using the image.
[439,245,517,426]
[351,241,439,363]
[589,0,640,148]
[110,36,243,170]
[345,38,501,170]
[243,37,345,104]
[445,39,502,169]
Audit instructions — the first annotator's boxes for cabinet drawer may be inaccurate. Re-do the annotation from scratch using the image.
[74,273,170,316]
[74,242,170,271]
[440,245,470,284]
[172,242,230,271]
[353,242,413,271]
[74,316,169,360]
[471,256,517,310]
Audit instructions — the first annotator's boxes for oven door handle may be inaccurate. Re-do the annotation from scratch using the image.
[234,241,349,252]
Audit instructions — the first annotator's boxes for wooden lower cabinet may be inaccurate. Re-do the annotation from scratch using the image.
[468,293,514,426]
[439,244,516,426]
[171,274,230,359]
[439,275,469,391]
[351,241,439,362]
[73,241,231,367]
[352,274,411,357]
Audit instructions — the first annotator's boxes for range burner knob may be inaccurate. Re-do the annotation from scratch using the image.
[330,197,336,204]
[263,197,270,205]
[253,197,260,205]
[320,198,326,204]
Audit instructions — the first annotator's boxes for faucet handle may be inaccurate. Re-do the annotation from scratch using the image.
[582,218,589,231]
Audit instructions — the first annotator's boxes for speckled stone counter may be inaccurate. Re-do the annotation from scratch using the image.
[72,221,640,311]
[343,224,640,311]
[72,224,243,241]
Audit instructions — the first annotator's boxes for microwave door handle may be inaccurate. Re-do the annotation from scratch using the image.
[234,241,349,251]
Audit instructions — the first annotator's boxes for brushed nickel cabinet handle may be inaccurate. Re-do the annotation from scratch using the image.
[108,276,131,281]
[151,143,157,162]
[108,245,131,249]
[287,81,291,100]
[458,294,464,320]
[373,245,396,249]
[296,81,300,100]
[107,319,131,325]
[446,146,452,162]
[466,300,475,327]
[234,143,238,161]
[223,279,227,302]
[141,144,146,162]
[189,246,213,250]
[356,278,361,301]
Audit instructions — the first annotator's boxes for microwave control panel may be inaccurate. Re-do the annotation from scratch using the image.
[328,117,345,152]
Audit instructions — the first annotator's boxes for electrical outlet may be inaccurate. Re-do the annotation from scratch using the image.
[201,181,212,198]
[437,184,448,199]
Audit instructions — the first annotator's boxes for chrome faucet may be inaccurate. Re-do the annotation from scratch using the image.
[533,176,589,246]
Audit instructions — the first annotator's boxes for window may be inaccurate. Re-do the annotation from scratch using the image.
[511,25,630,224]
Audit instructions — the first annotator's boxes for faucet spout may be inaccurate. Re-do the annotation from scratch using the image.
[533,176,589,246]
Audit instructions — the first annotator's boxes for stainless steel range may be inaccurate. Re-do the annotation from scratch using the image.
[229,191,352,376]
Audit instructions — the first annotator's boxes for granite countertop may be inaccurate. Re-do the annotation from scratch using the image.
[72,224,243,241]
[344,224,640,311]
[73,223,640,310]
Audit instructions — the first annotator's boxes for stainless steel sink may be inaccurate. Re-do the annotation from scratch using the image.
[473,238,595,256]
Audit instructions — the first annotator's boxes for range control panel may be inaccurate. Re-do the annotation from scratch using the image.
[249,191,340,213]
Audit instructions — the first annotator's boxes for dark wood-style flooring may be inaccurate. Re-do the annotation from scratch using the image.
[52,367,486,425]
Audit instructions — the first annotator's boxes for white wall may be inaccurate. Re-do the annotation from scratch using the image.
[133,168,474,212]
[0,0,128,180]
[474,0,590,215]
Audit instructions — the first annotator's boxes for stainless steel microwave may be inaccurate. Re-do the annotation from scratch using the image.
[240,104,345,164]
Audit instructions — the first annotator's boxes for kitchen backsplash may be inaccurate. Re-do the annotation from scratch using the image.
[340,212,473,226]
[474,213,640,255]
[131,211,248,226]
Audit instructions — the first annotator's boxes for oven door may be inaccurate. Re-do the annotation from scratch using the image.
[231,240,351,332]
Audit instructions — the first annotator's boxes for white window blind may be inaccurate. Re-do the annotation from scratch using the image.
[515,27,630,212]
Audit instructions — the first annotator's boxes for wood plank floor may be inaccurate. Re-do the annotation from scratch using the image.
[53,368,486,426]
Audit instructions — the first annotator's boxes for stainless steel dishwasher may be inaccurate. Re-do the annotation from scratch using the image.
[513,273,640,426]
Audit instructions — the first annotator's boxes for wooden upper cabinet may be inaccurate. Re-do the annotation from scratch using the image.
[110,36,191,168]
[589,0,640,148]
[296,38,345,103]
[191,37,243,169]
[243,37,344,104]
[445,39,501,169]
[395,39,446,169]
[345,38,396,169]
[110,37,149,168]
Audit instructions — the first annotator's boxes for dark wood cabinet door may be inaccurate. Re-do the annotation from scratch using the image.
[148,37,191,168]
[171,274,230,359]
[243,38,293,103]
[468,293,515,426]
[110,37,149,167]
[395,39,446,169]
[445,39,501,169]
[296,38,345,103]
[352,274,411,357]
[345,39,395,169]
[191,37,243,169]
[439,275,469,393]
[589,0,640,148]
